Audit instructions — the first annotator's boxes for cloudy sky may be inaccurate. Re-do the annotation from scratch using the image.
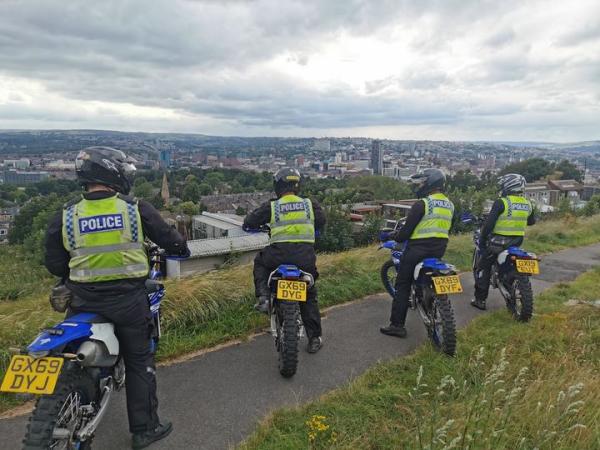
[0,0,599,141]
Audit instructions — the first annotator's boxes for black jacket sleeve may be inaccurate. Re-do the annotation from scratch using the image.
[527,206,536,226]
[243,201,273,230]
[480,199,504,244]
[138,200,188,255]
[311,198,326,232]
[44,211,70,278]
[391,200,425,242]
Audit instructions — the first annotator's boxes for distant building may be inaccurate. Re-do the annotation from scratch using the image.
[159,150,172,169]
[192,212,246,240]
[3,159,30,170]
[371,140,383,175]
[547,179,584,202]
[2,169,49,185]
[525,183,560,207]
[0,206,18,244]
[313,138,331,152]
[582,185,600,201]
[199,191,272,214]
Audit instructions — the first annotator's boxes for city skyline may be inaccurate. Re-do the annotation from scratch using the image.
[0,1,599,141]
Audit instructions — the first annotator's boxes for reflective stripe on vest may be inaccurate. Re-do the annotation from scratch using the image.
[410,193,454,240]
[492,195,531,237]
[62,195,149,283]
[269,195,315,244]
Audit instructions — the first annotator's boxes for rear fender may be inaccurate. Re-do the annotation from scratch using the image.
[28,313,96,354]
[27,313,119,357]
[414,258,455,280]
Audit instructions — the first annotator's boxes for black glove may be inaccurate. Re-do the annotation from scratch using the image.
[179,246,191,258]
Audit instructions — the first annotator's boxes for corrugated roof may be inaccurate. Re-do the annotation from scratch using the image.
[187,234,269,257]
[193,215,240,230]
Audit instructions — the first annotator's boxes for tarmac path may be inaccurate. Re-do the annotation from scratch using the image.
[1,243,599,449]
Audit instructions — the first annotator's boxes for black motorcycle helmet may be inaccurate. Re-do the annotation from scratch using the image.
[273,168,301,197]
[409,168,446,198]
[497,173,526,196]
[75,146,137,195]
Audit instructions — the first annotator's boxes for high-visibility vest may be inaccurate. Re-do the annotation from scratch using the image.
[410,193,454,240]
[269,194,315,244]
[492,195,532,237]
[62,195,149,282]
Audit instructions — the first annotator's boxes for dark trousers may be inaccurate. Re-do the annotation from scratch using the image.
[70,291,159,433]
[253,243,322,339]
[391,244,446,327]
[474,235,524,302]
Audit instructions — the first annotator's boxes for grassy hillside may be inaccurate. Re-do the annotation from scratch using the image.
[1,214,600,413]
[240,268,600,450]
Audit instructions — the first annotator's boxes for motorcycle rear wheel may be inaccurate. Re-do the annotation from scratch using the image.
[275,301,300,378]
[23,366,96,450]
[426,289,457,357]
[508,274,534,322]
[380,260,397,298]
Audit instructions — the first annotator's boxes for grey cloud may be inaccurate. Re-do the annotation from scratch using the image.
[559,19,600,46]
[0,0,597,138]
[484,28,516,48]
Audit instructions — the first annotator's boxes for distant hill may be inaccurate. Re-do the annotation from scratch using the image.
[0,130,310,156]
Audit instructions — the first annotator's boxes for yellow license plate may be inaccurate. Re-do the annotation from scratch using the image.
[276,280,307,302]
[0,355,64,395]
[432,275,463,295]
[516,259,539,274]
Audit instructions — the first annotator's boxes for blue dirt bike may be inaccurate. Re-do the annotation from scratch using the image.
[245,226,314,377]
[379,232,460,356]
[461,212,539,322]
[0,245,169,450]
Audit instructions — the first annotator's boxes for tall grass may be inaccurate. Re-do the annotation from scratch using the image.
[0,246,53,302]
[1,214,600,413]
[240,268,600,450]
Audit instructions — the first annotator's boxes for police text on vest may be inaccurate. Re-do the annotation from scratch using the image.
[79,214,125,234]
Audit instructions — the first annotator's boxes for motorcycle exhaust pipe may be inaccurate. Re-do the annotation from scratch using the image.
[76,341,99,366]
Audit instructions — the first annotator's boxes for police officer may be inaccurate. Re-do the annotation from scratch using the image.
[44,147,189,449]
[243,168,326,353]
[381,169,454,338]
[471,173,536,310]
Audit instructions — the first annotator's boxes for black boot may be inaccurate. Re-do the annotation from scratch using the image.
[132,422,173,449]
[253,295,270,314]
[380,324,407,338]
[307,336,323,353]
[470,298,487,310]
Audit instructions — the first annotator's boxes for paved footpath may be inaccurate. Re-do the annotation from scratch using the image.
[1,244,599,449]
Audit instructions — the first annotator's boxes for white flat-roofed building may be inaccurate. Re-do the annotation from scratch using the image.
[166,233,269,278]
[192,212,246,239]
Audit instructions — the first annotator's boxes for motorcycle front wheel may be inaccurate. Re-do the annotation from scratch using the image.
[23,366,96,450]
[275,301,301,378]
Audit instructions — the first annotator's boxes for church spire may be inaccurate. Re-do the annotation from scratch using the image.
[161,172,170,206]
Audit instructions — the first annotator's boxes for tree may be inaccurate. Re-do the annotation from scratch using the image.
[581,194,600,217]
[315,206,354,252]
[354,213,384,246]
[555,160,583,182]
[205,172,225,190]
[500,158,553,182]
[198,183,212,196]
[178,201,200,216]
[182,182,201,202]
[133,181,154,199]
[9,194,64,244]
